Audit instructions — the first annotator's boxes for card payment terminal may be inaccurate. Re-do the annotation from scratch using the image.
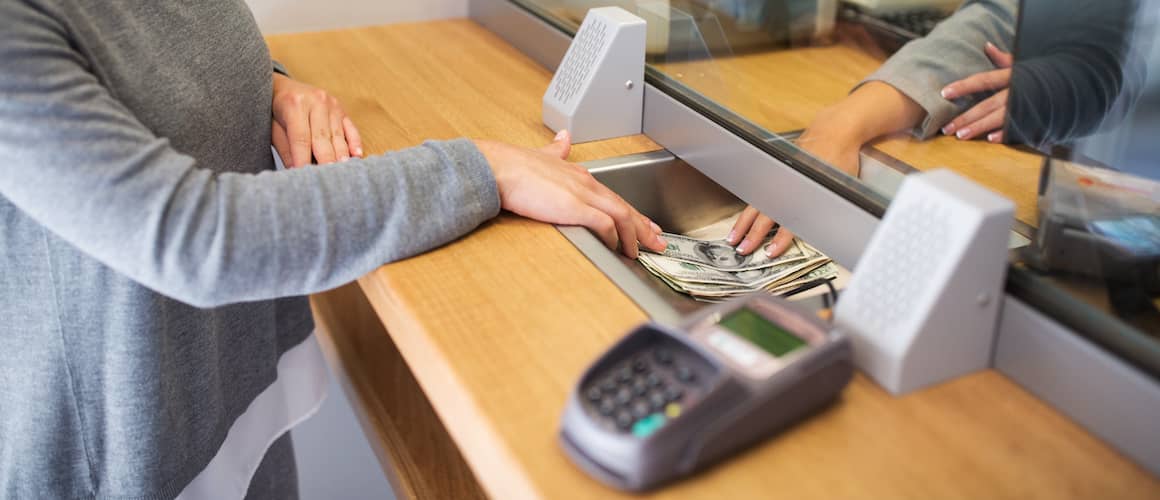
[559,294,853,492]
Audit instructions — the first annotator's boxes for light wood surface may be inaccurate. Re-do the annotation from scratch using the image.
[265,20,659,161]
[656,44,1044,226]
[269,19,1160,500]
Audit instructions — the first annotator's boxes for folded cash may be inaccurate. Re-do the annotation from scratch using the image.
[638,232,838,302]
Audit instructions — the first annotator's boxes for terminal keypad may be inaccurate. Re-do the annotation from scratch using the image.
[584,341,710,437]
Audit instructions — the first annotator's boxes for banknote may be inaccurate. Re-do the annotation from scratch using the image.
[637,232,838,302]
[647,232,807,272]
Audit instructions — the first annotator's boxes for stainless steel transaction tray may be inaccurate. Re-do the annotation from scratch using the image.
[558,150,836,326]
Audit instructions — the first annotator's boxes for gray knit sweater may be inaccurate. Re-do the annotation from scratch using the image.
[861,0,1018,139]
[0,1,500,498]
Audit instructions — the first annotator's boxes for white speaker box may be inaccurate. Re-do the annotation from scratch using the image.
[834,169,1015,395]
[542,7,646,144]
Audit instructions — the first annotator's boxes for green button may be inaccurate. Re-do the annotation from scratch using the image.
[631,413,667,438]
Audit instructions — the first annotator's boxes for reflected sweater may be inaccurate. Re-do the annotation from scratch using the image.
[0,1,500,498]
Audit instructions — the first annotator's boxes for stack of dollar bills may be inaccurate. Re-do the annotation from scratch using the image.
[638,233,838,302]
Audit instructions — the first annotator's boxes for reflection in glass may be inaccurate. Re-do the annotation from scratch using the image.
[514,0,1159,359]
[1011,0,1160,337]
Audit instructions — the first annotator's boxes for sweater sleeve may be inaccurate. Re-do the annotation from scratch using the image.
[855,0,1019,139]
[0,4,501,308]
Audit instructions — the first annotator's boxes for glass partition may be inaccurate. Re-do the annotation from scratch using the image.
[509,0,1160,373]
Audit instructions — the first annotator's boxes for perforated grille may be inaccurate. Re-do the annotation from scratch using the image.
[843,195,951,333]
[552,19,609,105]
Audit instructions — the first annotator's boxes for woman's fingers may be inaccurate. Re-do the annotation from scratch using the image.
[578,204,620,251]
[308,102,337,165]
[540,130,572,159]
[578,182,645,258]
[271,121,293,168]
[987,130,1005,143]
[765,226,796,257]
[729,206,761,245]
[634,212,667,253]
[737,214,776,256]
[328,103,351,162]
[343,117,364,158]
[984,41,1014,68]
[278,104,313,168]
[940,67,1011,100]
[572,164,665,255]
[953,105,1006,141]
[942,90,1008,137]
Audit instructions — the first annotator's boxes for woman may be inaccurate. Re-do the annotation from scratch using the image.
[0,1,666,498]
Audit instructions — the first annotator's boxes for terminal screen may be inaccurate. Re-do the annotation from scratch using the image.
[718,308,806,357]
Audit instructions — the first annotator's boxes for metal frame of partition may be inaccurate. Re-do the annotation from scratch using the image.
[468,0,1160,475]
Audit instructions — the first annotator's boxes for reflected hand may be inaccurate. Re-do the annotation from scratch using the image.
[727,117,866,258]
[271,73,364,168]
[475,131,667,259]
[940,42,1014,143]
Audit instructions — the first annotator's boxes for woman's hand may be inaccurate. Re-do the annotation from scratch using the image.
[475,131,667,259]
[271,74,364,168]
[940,42,1014,143]
[725,108,865,258]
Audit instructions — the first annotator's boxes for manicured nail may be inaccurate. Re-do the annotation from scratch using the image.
[655,235,667,247]
[956,127,971,139]
[736,242,749,254]
[942,123,957,135]
[554,130,568,141]
[353,147,363,156]
[940,87,954,99]
[765,243,778,257]
[987,131,1001,143]
[340,155,350,162]
[986,41,996,50]
[727,230,738,244]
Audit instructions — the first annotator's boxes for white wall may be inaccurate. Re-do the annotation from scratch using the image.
[246,0,468,34]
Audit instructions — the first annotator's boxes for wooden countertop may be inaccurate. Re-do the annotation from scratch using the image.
[267,19,1159,500]
[656,44,1043,226]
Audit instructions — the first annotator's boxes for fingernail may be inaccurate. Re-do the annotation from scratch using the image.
[650,221,662,233]
[554,130,568,141]
[655,235,667,247]
[940,87,954,99]
[765,243,778,257]
[340,155,350,162]
[736,242,748,253]
[956,127,971,139]
[942,123,957,135]
[353,147,363,156]
[986,41,996,50]
[987,132,1000,143]
[727,230,737,244]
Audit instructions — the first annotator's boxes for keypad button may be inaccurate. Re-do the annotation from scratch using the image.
[631,401,650,419]
[632,358,648,372]
[675,366,695,383]
[664,403,682,419]
[615,387,632,405]
[649,392,666,410]
[646,373,662,387]
[653,348,674,365]
[631,413,667,438]
[586,387,603,402]
[600,379,617,393]
[632,378,648,396]
[616,366,633,383]
[615,410,633,430]
[665,386,684,402]
[598,398,616,416]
